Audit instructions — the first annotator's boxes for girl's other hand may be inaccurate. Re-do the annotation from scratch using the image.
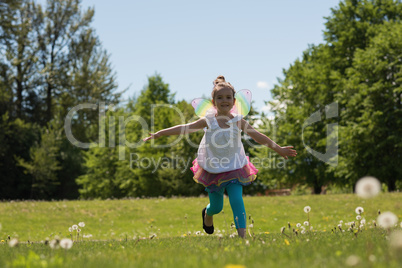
[143,132,160,142]
[278,146,297,159]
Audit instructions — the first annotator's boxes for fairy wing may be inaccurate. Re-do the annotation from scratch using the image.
[230,89,252,116]
[191,98,215,117]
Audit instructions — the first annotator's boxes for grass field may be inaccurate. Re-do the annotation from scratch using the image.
[1,193,402,267]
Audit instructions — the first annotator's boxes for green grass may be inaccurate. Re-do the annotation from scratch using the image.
[1,193,402,267]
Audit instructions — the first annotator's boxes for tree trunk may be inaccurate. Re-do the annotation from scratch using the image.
[46,83,52,123]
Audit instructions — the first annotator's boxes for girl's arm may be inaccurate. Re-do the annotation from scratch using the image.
[143,118,207,142]
[240,119,297,159]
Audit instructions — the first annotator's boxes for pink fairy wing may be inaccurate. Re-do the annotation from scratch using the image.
[230,89,252,116]
[191,98,215,117]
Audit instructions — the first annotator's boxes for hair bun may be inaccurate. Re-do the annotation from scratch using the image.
[213,75,226,85]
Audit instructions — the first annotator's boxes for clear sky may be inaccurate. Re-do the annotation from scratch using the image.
[56,0,342,113]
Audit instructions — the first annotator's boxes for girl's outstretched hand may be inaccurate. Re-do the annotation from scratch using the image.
[277,146,297,159]
[143,132,160,142]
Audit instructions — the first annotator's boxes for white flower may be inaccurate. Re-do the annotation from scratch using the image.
[337,224,342,229]
[389,230,402,251]
[78,222,85,228]
[68,227,72,233]
[339,220,343,224]
[356,215,362,221]
[377,211,398,229]
[310,226,313,230]
[8,238,18,247]
[72,225,78,230]
[280,227,285,233]
[355,207,364,214]
[245,240,250,246]
[195,231,201,235]
[301,230,306,234]
[83,234,93,238]
[77,229,81,233]
[296,223,301,228]
[361,219,366,225]
[304,206,311,213]
[355,176,381,198]
[359,225,364,229]
[49,239,59,249]
[249,224,254,228]
[59,238,73,250]
[304,221,309,226]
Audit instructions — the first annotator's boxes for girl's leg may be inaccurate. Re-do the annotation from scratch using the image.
[226,183,246,238]
[205,188,224,226]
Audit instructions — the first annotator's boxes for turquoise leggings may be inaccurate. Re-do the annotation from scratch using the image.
[206,183,246,229]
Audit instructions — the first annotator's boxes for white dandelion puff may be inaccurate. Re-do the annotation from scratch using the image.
[361,219,366,225]
[78,222,85,228]
[304,206,311,213]
[304,221,309,226]
[72,225,78,230]
[301,230,306,234]
[83,234,93,238]
[356,215,362,221]
[49,239,59,249]
[355,207,364,214]
[377,211,398,229]
[339,220,343,224]
[59,238,73,250]
[280,227,285,233]
[8,238,18,247]
[355,176,381,199]
[296,223,301,228]
[68,227,72,233]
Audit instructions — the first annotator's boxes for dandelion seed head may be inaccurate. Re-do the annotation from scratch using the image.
[304,206,311,213]
[78,222,85,228]
[49,239,59,249]
[68,227,72,233]
[377,211,398,229]
[355,176,381,199]
[304,221,309,226]
[296,223,301,228]
[339,220,343,224]
[280,227,285,233]
[8,238,18,247]
[356,215,362,221]
[249,224,254,228]
[72,225,78,230]
[59,238,73,250]
[355,207,364,214]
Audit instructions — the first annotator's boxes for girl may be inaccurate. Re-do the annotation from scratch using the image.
[143,76,297,238]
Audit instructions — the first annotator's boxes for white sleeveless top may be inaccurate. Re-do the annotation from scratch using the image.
[197,113,248,174]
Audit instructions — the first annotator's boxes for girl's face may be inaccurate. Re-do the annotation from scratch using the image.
[212,87,235,114]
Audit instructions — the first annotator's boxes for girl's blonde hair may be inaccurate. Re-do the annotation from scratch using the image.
[211,75,236,100]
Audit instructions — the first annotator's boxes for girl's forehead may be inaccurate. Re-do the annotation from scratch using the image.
[215,87,233,95]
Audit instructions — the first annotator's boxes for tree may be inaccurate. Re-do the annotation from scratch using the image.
[265,0,402,193]
[335,21,402,191]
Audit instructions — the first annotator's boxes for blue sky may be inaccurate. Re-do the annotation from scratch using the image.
[67,0,341,113]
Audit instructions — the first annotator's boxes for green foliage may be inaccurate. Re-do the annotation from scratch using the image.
[16,121,63,199]
[335,21,402,190]
[261,0,402,193]
[0,0,120,199]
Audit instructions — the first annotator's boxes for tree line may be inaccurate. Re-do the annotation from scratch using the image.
[0,0,400,200]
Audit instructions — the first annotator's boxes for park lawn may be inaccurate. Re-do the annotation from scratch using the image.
[0,193,401,267]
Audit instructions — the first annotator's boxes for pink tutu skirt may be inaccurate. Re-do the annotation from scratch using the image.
[190,156,258,193]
